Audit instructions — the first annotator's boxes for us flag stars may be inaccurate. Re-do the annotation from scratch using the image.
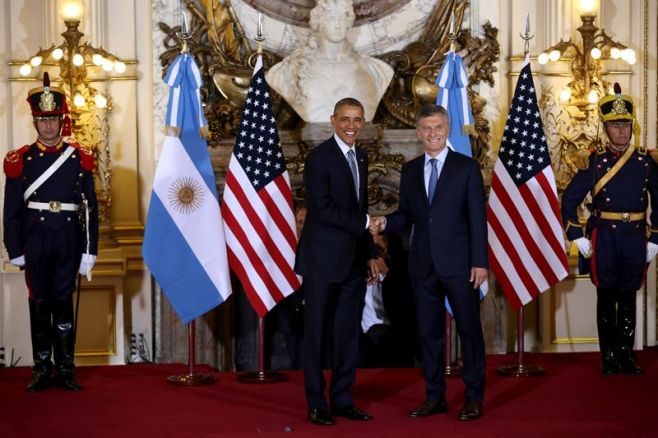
[498,67,550,186]
[235,73,285,191]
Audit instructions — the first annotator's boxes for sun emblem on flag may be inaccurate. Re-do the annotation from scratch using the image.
[168,177,204,214]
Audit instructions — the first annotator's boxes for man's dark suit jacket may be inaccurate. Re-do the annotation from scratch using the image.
[386,149,488,276]
[295,136,373,280]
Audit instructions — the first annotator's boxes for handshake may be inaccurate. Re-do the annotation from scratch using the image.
[369,216,386,235]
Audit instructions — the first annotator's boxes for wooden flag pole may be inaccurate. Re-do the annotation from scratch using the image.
[444,312,462,377]
[167,321,216,385]
[495,306,544,377]
[238,316,287,383]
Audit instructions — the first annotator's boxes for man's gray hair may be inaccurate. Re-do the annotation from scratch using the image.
[415,104,451,127]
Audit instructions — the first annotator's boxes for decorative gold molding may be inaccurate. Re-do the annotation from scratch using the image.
[552,337,599,344]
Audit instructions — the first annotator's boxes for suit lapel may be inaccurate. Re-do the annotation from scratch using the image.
[329,137,360,204]
[413,156,430,208]
[433,149,454,203]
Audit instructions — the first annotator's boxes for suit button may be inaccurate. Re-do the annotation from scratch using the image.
[40,216,45,221]
[67,217,72,222]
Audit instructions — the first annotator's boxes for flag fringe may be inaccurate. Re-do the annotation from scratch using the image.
[461,124,475,136]
[163,125,180,137]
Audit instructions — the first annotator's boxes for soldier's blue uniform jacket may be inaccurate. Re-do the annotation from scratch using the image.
[561,145,658,290]
[3,139,98,297]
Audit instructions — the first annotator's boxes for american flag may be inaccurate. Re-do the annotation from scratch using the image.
[221,55,300,316]
[487,57,568,309]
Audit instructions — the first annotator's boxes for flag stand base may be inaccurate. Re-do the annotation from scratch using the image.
[166,373,216,386]
[238,371,287,384]
[237,317,288,384]
[166,321,217,386]
[495,363,544,377]
[496,306,544,378]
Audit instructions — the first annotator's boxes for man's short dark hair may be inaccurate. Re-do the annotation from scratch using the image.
[333,97,364,115]
[415,104,450,127]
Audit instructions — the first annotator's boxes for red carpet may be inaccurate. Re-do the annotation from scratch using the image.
[1,351,656,437]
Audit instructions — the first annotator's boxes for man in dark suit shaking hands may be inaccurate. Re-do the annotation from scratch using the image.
[372,104,487,421]
[295,98,378,426]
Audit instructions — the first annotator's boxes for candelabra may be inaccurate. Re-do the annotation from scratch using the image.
[537,0,635,120]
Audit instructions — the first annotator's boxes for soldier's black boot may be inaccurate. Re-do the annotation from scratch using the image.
[53,296,83,390]
[616,291,642,375]
[596,288,619,375]
[27,299,53,392]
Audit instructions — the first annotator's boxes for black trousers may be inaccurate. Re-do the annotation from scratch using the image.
[302,272,365,411]
[412,271,485,403]
[24,223,79,300]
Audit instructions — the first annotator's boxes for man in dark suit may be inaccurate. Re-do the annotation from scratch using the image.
[372,104,487,421]
[295,98,378,426]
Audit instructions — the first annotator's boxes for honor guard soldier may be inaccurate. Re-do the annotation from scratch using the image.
[562,83,658,375]
[3,73,99,391]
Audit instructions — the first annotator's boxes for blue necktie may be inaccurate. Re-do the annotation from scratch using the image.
[428,158,438,204]
[347,149,359,200]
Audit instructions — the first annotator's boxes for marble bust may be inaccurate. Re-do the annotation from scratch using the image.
[265,0,394,123]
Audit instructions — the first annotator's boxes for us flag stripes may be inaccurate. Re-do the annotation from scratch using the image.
[221,55,300,316]
[487,56,568,309]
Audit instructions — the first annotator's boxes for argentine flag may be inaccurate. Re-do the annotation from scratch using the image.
[436,51,475,157]
[143,54,232,324]
[435,51,488,312]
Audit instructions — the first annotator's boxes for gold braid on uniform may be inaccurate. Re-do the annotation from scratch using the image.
[564,220,584,235]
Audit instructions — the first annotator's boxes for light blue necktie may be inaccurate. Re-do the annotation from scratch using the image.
[428,158,438,204]
[347,149,359,200]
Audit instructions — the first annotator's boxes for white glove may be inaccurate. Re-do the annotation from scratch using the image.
[575,237,592,258]
[79,253,96,281]
[10,255,25,267]
[647,242,658,263]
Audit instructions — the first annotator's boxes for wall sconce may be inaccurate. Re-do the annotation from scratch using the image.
[17,0,127,112]
[537,0,635,119]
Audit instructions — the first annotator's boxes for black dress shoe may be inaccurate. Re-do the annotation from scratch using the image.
[619,361,643,375]
[408,399,448,417]
[27,369,52,393]
[458,399,482,421]
[55,372,83,391]
[332,405,372,421]
[601,363,620,375]
[308,408,334,426]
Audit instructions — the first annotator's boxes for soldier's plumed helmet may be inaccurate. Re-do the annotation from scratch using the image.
[598,82,633,123]
[27,72,71,136]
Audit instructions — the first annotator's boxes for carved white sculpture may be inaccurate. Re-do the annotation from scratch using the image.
[265,0,394,122]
